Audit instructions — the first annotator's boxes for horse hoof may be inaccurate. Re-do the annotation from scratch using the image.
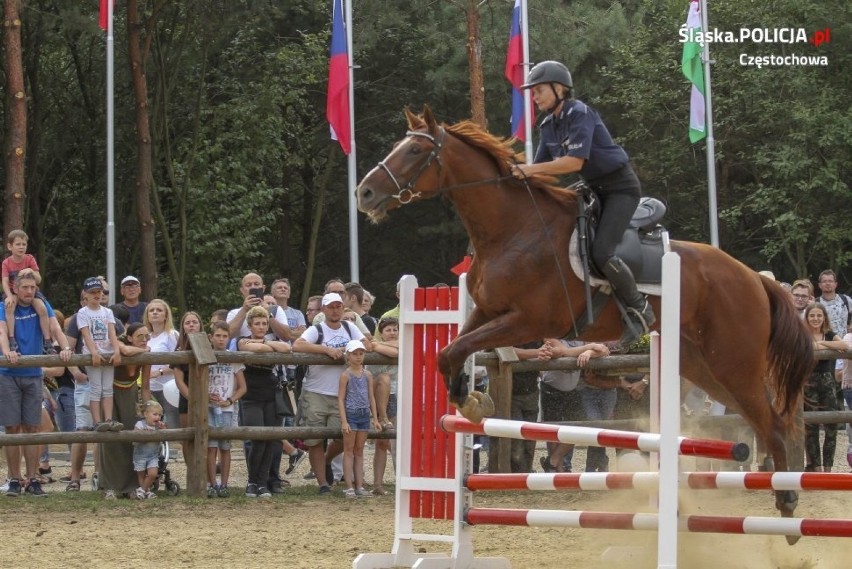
[776,490,798,515]
[785,535,801,546]
[459,392,495,424]
[470,391,495,417]
[459,398,484,424]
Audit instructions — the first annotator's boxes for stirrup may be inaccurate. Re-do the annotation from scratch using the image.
[625,305,653,334]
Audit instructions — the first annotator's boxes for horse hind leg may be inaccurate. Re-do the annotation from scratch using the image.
[682,341,800,544]
[751,395,801,545]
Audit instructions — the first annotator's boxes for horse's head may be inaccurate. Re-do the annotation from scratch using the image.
[356,105,445,223]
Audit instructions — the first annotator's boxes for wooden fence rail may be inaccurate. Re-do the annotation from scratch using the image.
[0,340,844,495]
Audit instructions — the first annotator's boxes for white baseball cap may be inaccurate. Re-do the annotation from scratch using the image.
[345,339,366,353]
[322,292,344,306]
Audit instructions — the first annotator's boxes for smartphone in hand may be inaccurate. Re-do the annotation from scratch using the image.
[249,287,264,299]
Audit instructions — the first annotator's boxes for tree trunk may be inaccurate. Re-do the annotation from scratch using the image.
[464,0,486,128]
[3,0,26,234]
[127,0,158,299]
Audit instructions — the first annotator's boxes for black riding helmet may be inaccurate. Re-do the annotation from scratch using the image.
[520,60,573,90]
[521,61,573,114]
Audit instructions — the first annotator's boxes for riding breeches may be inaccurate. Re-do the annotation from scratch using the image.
[588,165,641,271]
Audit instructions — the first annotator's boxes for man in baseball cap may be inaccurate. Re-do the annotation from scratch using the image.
[110,275,147,325]
[293,288,371,494]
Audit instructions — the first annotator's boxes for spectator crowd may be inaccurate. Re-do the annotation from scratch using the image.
[0,228,850,502]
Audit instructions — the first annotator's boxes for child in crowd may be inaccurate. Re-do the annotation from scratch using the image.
[338,339,380,498]
[371,317,400,495]
[78,276,123,432]
[206,321,247,497]
[2,229,53,354]
[133,400,165,499]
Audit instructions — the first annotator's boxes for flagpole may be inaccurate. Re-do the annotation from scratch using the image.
[520,0,533,163]
[345,0,359,282]
[699,0,719,248]
[106,0,116,302]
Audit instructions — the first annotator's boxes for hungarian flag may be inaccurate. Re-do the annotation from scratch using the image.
[681,0,706,143]
[327,0,351,155]
[99,0,112,31]
[504,0,530,140]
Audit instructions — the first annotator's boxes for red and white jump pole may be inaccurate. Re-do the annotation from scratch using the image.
[464,508,852,538]
[464,471,852,492]
[439,415,750,462]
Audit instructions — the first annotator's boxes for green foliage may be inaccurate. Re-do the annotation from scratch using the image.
[2,0,849,320]
[604,0,851,281]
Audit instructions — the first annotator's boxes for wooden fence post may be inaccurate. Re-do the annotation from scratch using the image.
[185,332,216,496]
[486,346,517,474]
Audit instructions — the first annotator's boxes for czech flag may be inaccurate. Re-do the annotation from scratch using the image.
[504,0,530,141]
[99,0,113,30]
[327,0,351,155]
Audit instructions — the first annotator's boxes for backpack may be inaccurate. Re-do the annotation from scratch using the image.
[313,320,355,345]
[818,293,852,327]
[291,320,357,398]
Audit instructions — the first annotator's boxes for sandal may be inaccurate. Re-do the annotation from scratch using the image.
[60,472,86,483]
[34,474,54,485]
[65,481,80,492]
[372,487,388,496]
[343,488,356,498]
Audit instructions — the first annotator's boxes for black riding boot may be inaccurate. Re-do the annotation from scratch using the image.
[602,256,656,347]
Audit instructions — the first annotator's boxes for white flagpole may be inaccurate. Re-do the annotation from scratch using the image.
[106,0,116,302]
[345,0,359,281]
[521,0,533,163]
[699,0,719,248]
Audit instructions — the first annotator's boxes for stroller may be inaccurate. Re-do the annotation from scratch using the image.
[150,440,180,496]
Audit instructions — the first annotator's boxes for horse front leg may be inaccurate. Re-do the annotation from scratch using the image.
[438,308,490,419]
[438,308,528,423]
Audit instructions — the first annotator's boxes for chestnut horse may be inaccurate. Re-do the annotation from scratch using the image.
[356,106,813,527]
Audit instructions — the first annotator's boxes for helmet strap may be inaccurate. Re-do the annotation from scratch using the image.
[545,83,566,114]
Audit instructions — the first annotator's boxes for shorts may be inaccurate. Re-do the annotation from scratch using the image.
[345,407,371,431]
[0,375,43,427]
[299,390,341,446]
[133,443,160,471]
[74,381,94,430]
[207,409,233,450]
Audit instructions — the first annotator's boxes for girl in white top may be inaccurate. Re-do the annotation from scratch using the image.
[78,277,123,432]
[143,299,179,428]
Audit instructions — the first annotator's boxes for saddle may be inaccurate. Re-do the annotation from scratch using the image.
[571,190,667,286]
[565,183,668,338]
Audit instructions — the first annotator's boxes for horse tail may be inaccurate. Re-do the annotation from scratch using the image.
[762,277,814,416]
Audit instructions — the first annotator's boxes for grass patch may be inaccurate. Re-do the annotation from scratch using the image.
[0,484,396,516]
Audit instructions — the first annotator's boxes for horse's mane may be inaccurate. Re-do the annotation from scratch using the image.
[443,119,576,207]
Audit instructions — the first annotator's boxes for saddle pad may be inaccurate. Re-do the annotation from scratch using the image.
[569,230,662,298]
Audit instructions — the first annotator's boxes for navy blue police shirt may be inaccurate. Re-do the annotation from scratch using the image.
[533,99,629,181]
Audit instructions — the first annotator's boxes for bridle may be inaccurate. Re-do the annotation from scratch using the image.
[373,122,579,335]
[375,126,517,207]
[376,127,446,205]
